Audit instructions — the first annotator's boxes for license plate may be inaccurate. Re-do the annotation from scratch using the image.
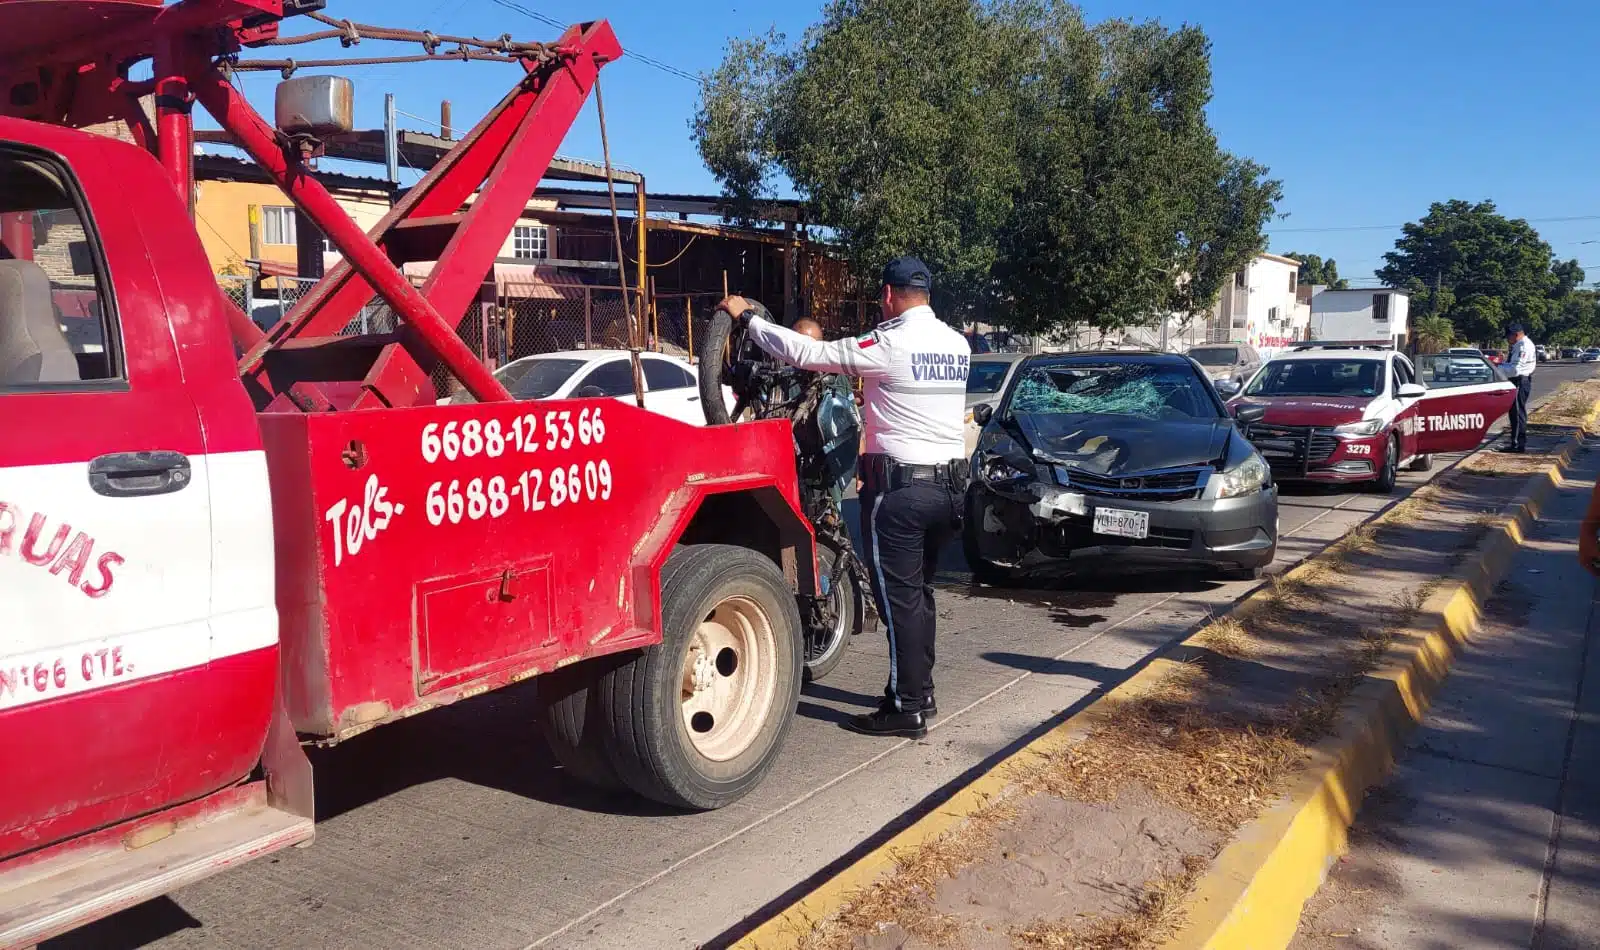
[1093,507,1149,540]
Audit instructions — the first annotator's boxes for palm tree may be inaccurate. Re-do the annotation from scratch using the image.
[1412,314,1455,353]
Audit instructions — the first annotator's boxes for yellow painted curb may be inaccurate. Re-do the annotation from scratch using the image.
[1161,398,1596,950]
[731,392,1598,950]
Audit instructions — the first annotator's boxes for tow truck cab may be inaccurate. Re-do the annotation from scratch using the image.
[0,17,815,946]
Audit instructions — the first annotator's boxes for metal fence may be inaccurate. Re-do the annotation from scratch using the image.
[218,273,877,402]
[219,274,320,331]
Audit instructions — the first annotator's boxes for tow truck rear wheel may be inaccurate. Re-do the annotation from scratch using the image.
[534,662,623,791]
[596,543,802,810]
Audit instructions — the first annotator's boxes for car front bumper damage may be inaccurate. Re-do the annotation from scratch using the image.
[969,479,1278,573]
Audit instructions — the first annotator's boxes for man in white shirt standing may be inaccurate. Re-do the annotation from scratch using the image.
[1502,323,1537,454]
[717,257,971,739]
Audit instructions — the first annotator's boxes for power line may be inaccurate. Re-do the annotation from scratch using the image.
[483,0,702,84]
[1269,213,1600,234]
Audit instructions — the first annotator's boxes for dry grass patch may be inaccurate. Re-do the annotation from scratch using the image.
[1016,665,1306,833]
[1014,855,1208,950]
[1192,615,1252,659]
[790,796,1019,950]
[1530,379,1600,428]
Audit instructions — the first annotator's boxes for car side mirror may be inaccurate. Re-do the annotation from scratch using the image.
[1215,378,1243,397]
[971,403,994,427]
[1397,383,1427,398]
[1233,404,1267,425]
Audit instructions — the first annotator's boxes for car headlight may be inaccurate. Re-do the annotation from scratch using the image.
[1332,418,1384,438]
[1217,454,1268,499]
[979,454,1030,486]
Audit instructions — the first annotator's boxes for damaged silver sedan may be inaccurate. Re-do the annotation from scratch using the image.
[963,351,1278,585]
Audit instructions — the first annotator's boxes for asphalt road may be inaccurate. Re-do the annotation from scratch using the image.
[52,363,1595,950]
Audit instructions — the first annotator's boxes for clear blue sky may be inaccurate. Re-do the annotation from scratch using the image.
[221,0,1600,286]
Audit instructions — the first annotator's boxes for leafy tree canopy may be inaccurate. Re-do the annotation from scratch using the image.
[1377,199,1579,345]
[692,0,1281,333]
[1281,251,1348,289]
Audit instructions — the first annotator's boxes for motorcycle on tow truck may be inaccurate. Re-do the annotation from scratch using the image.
[698,303,877,682]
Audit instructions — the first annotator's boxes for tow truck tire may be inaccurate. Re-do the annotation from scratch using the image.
[535,662,624,791]
[1372,434,1400,494]
[596,543,802,810]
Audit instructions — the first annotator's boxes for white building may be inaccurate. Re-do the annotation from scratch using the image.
[1309,288,1410,347]
[1204,252,1310,359]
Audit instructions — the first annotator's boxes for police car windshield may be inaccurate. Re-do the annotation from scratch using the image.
[967,361,1012,394]
[1245,359,1381,398]
[1187,346,1238,368]
[1005,362,1219,420]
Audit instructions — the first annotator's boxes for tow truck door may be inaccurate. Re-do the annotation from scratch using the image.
[0,135,217,858]
[1411,354,1518,454]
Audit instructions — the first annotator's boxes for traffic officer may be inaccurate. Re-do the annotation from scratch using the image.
[717,256,970,739]
[1502,323,1536,454]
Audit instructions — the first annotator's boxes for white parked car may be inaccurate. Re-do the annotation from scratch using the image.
[439,350,733,426]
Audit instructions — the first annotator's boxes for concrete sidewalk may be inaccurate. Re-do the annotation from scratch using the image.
[1292,441,1600,950]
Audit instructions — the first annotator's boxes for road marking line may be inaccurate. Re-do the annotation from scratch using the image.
[524,489,1399,948]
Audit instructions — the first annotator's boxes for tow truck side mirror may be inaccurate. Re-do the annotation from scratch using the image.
[971,403,994,427]
[276,76,355,137]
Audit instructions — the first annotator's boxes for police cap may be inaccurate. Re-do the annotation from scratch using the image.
[1505,323,1524,338]
[881,256,933,291]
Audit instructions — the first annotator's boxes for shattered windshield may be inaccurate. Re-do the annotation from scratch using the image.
[1244,359,1382,398]
[1005,362,1219,421]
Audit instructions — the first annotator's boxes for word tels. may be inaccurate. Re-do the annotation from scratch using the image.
[323,474,404,568]
[0,501,123,599]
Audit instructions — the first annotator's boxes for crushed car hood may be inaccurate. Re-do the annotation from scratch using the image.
[1229,395,1370,427]
[1011,413,1230,475]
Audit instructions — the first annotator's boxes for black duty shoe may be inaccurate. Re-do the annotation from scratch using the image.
[844,708,927,739]
[923,696,938,718]
[1499,445,1526,454]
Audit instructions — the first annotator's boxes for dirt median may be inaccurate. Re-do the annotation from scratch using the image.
[751,385,1600,950]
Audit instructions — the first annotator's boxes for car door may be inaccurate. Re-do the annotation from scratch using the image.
[1410,353,1517,455]
[640,356,706,425]
[0,138,216,858]
[1389,355,1425,460]
[570,357,641,409]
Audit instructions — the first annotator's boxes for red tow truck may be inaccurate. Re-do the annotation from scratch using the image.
[0,2,817,944]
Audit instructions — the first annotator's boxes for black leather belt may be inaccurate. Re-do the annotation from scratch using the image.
[860,454,969,493]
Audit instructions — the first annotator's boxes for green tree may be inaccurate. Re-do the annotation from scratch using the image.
[1411,314,1455,353]
[1377,200,1564,345]
[691,0,1280,332]
[1282,251,1348,289]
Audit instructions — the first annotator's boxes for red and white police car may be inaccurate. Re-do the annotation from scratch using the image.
[1225,342,1516,492]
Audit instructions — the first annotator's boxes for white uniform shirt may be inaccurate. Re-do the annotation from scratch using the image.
[745,305,971,465]
[1508,336,1537,378]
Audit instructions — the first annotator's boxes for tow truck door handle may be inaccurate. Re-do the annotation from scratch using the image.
[89,451,192,498]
